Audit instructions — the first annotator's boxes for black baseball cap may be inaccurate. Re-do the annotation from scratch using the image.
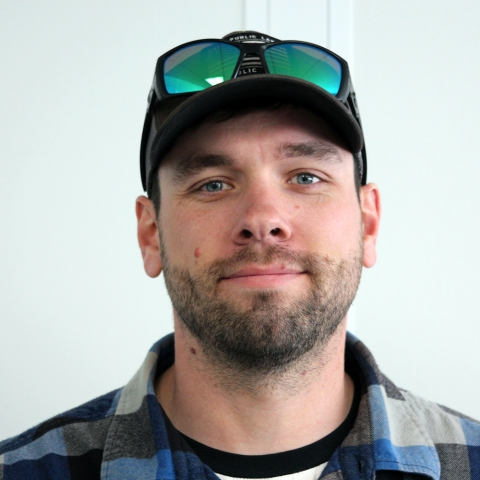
[140,31,366,193]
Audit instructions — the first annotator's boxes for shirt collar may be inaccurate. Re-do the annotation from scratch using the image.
[338,333,440,480]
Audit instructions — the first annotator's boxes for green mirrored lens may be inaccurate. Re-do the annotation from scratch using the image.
[164,42,241,94]
[264,44,342,95]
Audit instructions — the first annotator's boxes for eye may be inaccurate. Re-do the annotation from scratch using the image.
[200,180,232,192]
[290,173,321,185]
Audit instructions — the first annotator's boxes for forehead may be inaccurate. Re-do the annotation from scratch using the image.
[159,106,351,171]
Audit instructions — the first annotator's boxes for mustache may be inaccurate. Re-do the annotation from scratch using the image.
[202,245,333,281]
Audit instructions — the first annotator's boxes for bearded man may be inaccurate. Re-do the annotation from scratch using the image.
[1,31,479,480]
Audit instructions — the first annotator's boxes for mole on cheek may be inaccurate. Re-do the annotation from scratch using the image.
[190,348,196,355]
[194,248,201,258]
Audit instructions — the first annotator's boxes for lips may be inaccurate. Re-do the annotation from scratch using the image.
[220,266,306,288]
[225,266,304,279]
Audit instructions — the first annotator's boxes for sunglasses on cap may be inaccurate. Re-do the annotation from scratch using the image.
[140,32,366,191]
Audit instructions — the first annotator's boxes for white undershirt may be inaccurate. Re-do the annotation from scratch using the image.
[215,462,327,480]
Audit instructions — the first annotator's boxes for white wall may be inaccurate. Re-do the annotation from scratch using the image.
[354,0,480,421]
[1,0,480,440]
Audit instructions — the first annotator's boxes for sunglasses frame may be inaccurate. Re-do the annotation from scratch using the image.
[140,38,365,190]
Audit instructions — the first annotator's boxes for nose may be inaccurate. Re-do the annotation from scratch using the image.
[231,188,292,245]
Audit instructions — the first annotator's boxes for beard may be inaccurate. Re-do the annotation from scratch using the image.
[161,240,363,376]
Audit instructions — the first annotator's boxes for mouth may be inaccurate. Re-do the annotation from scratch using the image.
[221,265,307,288]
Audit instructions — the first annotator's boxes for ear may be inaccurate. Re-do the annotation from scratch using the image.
[135,196,162,278]
[360,183,381,268]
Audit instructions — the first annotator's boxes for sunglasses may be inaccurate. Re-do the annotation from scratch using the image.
[149,38,355,104]
[141,37,365,190]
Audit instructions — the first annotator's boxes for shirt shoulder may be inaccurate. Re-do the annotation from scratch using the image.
[400,388,480,444]
[0,388,122,479]
[395,389,480,479]
[345,335,480,479]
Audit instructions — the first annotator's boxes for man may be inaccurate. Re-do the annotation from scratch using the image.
[1,31,479,480]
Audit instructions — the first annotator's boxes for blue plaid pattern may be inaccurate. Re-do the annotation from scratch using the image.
[1,333,479,479]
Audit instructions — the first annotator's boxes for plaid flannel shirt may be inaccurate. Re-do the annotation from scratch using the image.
[1,333,479,480]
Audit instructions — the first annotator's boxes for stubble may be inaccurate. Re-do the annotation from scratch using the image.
[160,240,363,386]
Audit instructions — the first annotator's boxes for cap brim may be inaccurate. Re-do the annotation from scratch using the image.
[147,75,364,191]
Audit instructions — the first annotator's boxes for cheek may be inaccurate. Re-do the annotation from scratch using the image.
[295,198,362,254]
[160,203,234,267]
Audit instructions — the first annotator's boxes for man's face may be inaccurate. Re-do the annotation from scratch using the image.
[140,106,379,373]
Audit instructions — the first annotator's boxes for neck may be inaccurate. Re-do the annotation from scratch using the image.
[156,315,353,455]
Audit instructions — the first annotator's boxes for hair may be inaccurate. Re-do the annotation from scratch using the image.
[149,99,361,214]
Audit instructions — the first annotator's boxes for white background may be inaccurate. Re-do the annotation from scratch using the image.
[1,0,480,439]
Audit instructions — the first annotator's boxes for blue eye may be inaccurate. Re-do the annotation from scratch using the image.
[292,173,320,185]
[201,180,231,192]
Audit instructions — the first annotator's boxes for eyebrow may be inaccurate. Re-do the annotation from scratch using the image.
[171,154,234,184]
[280,141,343,163]
[171,141,342,184]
